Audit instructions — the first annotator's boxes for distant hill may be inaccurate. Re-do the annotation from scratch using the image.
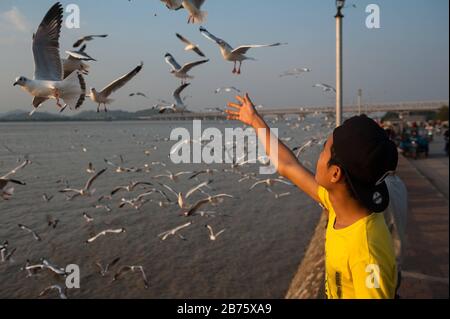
[0,107,165,122]
[0,110,66,121]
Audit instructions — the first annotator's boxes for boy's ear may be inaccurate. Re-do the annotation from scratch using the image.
[330,165,344,184]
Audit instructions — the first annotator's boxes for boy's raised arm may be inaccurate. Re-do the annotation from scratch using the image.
[226,94,321,203]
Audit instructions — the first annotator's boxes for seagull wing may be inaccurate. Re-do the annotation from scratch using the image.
[186,180,211,198]
[193,47,206,57]
[87,231,105,243]
[111,186,126,196]
[134,191,153,202]
[137,267,149,288]
[1,160,31,179]
[186,198,210,216]
[165,54,182,70]
[90,34,108,39]
[2,179,25,186]
[176,33,192,46]
[206,225,214,237]
[132,182,153,189]
[113,266,132,281]
[95,262,106,274]
[174,171,192,177]
[73,35,107,48]
[199,27,221,43]
[99,62,144,97]
[65,50,96,61]
[104,159,118,168]
[39,285,59,297]
[108,257,121,271]
[32,97,49,108]
[232,43,286,55]
[157,182,179,199]
[179,59,209,74]
[32,3,64,81]
[211,194,234,200]
[173,83,190,105]
[215,229,226,238]
[84,168,107,190]
[72,38,85,48]
[249,180,265,191]
[188,171,205,181]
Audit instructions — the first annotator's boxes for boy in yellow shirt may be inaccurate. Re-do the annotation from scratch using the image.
[226,94,398,299]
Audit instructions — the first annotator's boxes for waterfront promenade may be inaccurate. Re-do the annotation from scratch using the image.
[398,138,449,298]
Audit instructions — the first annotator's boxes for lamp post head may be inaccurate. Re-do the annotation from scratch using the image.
[336,0,345,17]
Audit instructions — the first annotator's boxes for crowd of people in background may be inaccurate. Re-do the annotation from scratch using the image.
[381,120,449,159]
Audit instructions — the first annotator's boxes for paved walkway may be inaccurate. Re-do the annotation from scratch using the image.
[397,137,449,299]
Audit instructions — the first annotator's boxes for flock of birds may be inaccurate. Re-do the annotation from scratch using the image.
[13,1,338,116]
[3,0,345,299]
[0,113,334,298]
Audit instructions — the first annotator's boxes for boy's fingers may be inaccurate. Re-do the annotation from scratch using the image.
[227,102,242,110]
[227,115,239,121]
[225,110,239,116]
[235,95,245,103]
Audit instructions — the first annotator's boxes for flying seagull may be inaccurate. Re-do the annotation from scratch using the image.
[214,87,241,94]
[279,68,312,78]
[200,26,287,74]
[112,265,149,289]
[24,259,66,277]
[129,92,149,98]
[158,83,191,114]
[182,0,207,24]
[161,0,207,24]
[313,83,336,93]
[158,222,192,241]
[182,194,234,217]
[111,181,153,196]
[63,45,96,78]
[18,224,42,242]
[83,212,94,223]
[165,53,209,84]
[1,160,30,200]
[73,34,108,48]
[86,228,126,244]
[59,168,107,200]
[95,257,121,277]
[176,33,205,57]
[249,178,294,191]
[13,2,86,115]
[89,62,144,112]
[39,285,68,299]
[153,170,192,183]
[160,0,184,11]
[206,225,226,241]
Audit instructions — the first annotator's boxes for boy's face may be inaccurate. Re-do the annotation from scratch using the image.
[315,134,335,188]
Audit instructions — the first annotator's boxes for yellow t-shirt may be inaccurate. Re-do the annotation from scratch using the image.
[318,186,397,299]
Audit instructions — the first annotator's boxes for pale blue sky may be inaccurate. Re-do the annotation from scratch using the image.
[0,0,448,113]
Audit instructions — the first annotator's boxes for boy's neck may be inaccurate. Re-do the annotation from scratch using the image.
[328,189,371,229]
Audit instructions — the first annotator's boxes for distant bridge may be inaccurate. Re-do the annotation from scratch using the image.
[139,100,447,121]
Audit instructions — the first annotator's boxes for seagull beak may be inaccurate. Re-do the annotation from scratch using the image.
[13,82,18,86]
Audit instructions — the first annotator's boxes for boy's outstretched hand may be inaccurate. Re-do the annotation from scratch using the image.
[226,94,260,127]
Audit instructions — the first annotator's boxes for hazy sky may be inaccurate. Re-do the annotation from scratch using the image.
[0,0,448,113]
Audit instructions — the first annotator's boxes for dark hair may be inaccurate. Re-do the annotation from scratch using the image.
[327,145,359,201]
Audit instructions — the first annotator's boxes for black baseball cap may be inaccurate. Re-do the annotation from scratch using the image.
[333,115,398,213]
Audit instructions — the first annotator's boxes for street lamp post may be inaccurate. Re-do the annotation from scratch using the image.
[335,0,345,127]
[358,89,362,115]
